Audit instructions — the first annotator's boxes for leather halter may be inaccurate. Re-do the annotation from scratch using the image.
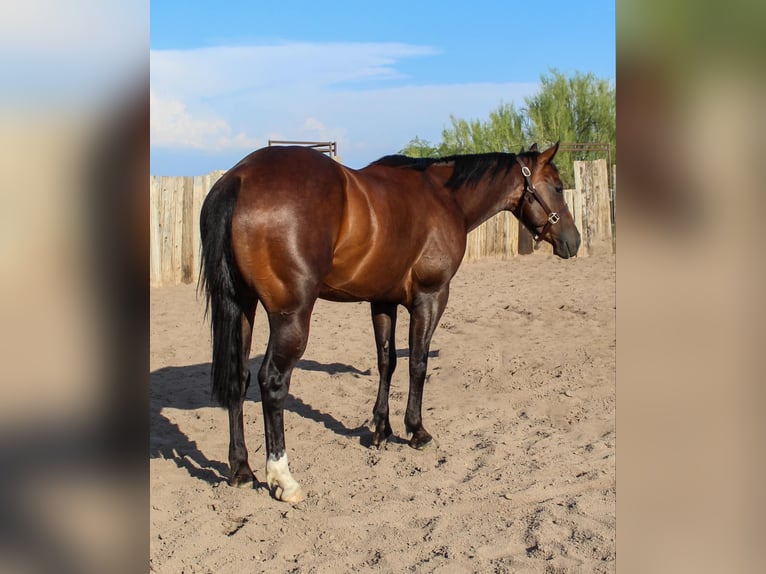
[514,156,563,242]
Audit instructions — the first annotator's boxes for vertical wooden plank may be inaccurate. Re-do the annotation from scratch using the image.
[181,176,194,283]
[465,229,471,262]
[475,222,481,260]
[485,216,494,258]
[488,217,495,259]
[464,229,469,262]
[578,159,611,255]
[465,227,476,262]
[495,211,508,259]
[509,211,518,257]
[488,217,493,258]
[168,176,179,285]
[565,187,585,256]
[160,176,175,285]
[593,159,612,252]
[574,162,591,257]
[171,176,184,284]
[574,189,584,248]
[499,215,504,258]
[611,163,616,251]
[149,176,161,286]
[500,212,509,259]
[497,214,505,259]
[611,164,616,222]
[191,175,205,286]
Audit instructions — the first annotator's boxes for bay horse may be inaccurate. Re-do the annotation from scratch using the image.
[199,142,580,503]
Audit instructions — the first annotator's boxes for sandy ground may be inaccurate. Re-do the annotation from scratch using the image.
[150,252,615,573]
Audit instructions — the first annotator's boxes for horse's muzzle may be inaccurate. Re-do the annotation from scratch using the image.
[553,229,581,259]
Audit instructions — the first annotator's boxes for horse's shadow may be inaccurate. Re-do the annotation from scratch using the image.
[150,350,437,486]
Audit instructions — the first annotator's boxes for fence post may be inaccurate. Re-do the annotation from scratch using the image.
[574,159,612,256]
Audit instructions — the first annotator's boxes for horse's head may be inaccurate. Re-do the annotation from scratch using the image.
[515,142,581,258]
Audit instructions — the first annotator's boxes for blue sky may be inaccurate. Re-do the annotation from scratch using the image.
[151,1,615,175]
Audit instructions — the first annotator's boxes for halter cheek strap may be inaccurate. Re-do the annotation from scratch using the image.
[514,157,563,242]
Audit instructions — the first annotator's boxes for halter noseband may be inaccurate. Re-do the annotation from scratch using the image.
[514,156,563,242]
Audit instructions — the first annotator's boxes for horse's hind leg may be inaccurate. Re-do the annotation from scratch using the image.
[406,286,449,449]
[259,304,313,503]
[228,303,256,487]
[370,302,397,447]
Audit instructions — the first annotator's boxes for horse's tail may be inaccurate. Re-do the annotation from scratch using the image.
[199,173,244,409]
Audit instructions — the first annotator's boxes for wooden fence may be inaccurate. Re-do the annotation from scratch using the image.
[572,159,614,256]
[150,160,612,286]
[149,171,225,287]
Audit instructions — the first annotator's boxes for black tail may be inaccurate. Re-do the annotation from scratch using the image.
[199,174,244,409]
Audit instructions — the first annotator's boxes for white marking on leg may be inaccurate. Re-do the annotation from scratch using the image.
[266,453,304,503]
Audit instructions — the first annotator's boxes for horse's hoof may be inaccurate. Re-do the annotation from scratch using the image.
[409,434,434,450]
[274,484,305,504]
[266,454,304,503]
[229,469,255,488]
[371,430,394,449]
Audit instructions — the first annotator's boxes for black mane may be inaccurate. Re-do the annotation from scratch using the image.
[371,151,538,191]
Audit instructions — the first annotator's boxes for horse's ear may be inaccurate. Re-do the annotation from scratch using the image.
[538,141,560,164]
[529,142,539,152]
[518,145,525,154]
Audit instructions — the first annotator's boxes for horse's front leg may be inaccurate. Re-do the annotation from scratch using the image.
[259,306,313,503]
[405,286,449,449]
[370,302,398,447]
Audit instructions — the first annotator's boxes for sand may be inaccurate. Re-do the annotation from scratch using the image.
[150,252,615,573]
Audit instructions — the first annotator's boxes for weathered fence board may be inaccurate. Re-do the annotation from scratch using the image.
[464,211,519,262]
[150,161,613,287]
[150,171,225,286]
[159,178,175,285]
[574,159,611,256]
[150,178,161,284]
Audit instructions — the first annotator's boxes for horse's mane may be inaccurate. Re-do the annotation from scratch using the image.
[370,151,539,191]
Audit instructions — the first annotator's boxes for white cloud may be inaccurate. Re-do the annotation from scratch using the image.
[151,42,437,98]
[150,41,539,169]
[150,89,263,151]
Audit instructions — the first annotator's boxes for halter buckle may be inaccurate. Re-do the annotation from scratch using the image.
[548,212,560,225]
[521,166,531,177]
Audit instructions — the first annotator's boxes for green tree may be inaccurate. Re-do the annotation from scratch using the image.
[399,135,440,158]
[525,69,615,186]
[401,103,527,157]
[400,70,615,188]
